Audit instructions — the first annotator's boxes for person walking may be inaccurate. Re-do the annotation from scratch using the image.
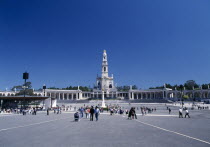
[59,107,62,114]
[34,108,37,115]
[179,108,183,118]
[80,107,84,118]
[141,107,144,116]
[85,107,90,118]
[57,107,59,114]
[128,107,134,119]
[95,106,100,121]
[47,108,49,115]
[90,106,95,121]
[185,109,190,118]
[169,108,171,114]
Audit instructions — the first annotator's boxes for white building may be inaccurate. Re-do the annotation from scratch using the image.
[1,50,210,102]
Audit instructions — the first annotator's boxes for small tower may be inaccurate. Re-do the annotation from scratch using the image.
[102,50,108,78]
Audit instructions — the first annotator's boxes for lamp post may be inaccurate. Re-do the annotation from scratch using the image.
[43,84,46,96]
[179,84,184,108]
[23,72,29,109]
[192,86,195,106]
[23,72,29,97]
[43,84,46,110]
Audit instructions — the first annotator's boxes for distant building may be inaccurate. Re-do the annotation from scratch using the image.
[1,50,210,102]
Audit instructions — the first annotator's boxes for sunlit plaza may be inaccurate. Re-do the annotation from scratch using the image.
[0,102,210,147]
[1,1,210,147]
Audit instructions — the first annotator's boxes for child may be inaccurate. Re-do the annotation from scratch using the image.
[74,112,80,122]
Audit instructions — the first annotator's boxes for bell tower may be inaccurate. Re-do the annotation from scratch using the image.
[102,50,108,78]
[95,50,116,92]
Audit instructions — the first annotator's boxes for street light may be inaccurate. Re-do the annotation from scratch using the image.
[43,84,46,110]
[23,72,29,97]
[23,72,29,109]
[43,84,46,96]
[179,84,184,108]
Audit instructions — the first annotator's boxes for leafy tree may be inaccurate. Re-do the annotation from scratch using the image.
[201,84,210,89]
[117,85,138,91]
[132,85,138,90]
[184,80,199,90]
[11,85,22,91]
[16,89,34,96]
[149,80,203,90]
[11,82,32,91]
[48,87,59,89]
[11,82,34,96]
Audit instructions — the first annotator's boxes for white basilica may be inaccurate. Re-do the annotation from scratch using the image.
[1,50,210,102]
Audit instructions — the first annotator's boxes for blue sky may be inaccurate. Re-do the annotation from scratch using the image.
[0,0,210,90]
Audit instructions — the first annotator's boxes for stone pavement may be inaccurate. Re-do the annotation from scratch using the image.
[0,104,210,147]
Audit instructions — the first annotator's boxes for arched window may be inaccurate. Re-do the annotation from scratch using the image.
[98,82,101,88]
[104,67,106,72]
[109,84,112,88]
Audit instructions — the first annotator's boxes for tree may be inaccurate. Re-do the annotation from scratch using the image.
[11,82,32,91]
[201,84,210,89]
[48,87,59,89]
[24,82,32,89]
[132,85,138,90]
[184,80,199,90]
[11,82,34,96]
[11,85,22,91]
[16,89,34,96]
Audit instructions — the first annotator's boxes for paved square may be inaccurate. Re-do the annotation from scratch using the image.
[0,104,210,147]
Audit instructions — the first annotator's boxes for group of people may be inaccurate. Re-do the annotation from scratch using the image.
[21,108,37,115]
[74,106,101,122]
[53,107,62,114]
[179,107,190,118]
[197,105,209,110]
[140,107,156,115]
[110,107,124,115]
[127,107,137,119]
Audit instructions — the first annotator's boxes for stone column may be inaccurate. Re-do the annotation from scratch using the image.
[101,90,106,107]
[67,93,69,100]
[71,93,74,100]
[128,92,131,99]
[162,91,165,99]
[76,93,78,100]
[80,92,83,99]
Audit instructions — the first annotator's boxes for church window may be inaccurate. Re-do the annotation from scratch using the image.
[104,67,106,72]
[109,84,112,88]
[98,82,101,88]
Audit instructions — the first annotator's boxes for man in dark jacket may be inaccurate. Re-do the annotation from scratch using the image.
[90,106,95,121]
[47,108,49,115]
